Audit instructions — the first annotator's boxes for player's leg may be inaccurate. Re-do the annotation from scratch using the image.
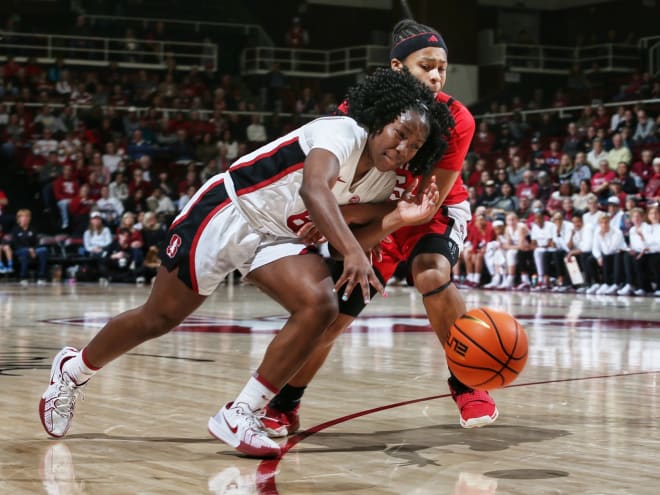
[39,266,207,438]
[258,256,391,437]
[209,253,339,456]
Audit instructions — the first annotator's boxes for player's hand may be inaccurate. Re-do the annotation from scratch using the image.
[396,176,440,226]
[335,250,384,304]
[297,221,326,245]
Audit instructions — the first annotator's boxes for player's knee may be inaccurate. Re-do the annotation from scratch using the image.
[139,306,183,339]
[300,287,339,325]
[412,254,452,294]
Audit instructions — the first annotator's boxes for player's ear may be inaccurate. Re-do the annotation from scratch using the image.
[390,58,404,71]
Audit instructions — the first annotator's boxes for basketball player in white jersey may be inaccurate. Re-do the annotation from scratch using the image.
[39,68,454,458]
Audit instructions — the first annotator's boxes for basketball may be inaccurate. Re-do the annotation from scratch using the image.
[444,307,528,390]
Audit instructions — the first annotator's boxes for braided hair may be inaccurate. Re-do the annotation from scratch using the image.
[344,67,453,177]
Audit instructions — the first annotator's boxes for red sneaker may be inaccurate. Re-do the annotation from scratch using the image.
[448,380,499,428]
[260,403,300,438]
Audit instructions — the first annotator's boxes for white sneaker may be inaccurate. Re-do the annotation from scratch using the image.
[655,290,660,297]
[484,275,502,289]
[604,284,619,295]
[633,288,646,296]
[37,279,47,286]
[596,284,609,295]
[39,347,87,438]
[208,402,281,458]
[20,279,29,287]
[616,284,633,296]
[586,283,601,294]
[576,287,587,294]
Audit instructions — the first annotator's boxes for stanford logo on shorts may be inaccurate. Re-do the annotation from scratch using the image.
[166,234,182,258]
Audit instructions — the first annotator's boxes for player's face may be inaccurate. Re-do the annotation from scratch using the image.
[368,110,429,172]
[391,47,448,96]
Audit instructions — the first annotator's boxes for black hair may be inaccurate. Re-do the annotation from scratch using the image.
[344,67,453,176]
[391,19,444,56]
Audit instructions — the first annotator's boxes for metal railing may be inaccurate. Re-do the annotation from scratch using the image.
[0,31,217,71]
[473,98,660,123]
[240,45,390,78]
[85,14,273,47]
[478,36,640,74]
[639,35,660,76]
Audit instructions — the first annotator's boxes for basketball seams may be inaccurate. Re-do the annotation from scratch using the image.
[481,307,521,380]
[446,355,506,388]
[452,319,518,373]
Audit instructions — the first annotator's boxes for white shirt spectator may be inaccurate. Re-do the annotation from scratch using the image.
[102,153,122,176]
[586,148,608,170]
[572,225,593,252]
[592,227,628,258]
[246,121,268,144]
[83,226,112,253]
[582,209,605,234]
[552,220,574,251]
[531,221,555,248]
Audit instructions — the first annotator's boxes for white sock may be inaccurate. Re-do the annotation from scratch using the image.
[522,274,531,284]
[233,374,278,413]
[62,348,99,385]
[474,272,481,284]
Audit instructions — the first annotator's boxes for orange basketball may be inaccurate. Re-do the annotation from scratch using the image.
[444,307,528,390]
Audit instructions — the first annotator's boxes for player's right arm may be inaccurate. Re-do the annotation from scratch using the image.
[300,148,384,303]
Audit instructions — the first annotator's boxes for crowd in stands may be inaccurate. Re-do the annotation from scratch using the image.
[1,35,660,295]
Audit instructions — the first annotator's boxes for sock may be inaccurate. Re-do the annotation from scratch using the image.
[448,372,472,394]
[62,348,99,385]
[474,272,481,284]
[234,373,279,413]
[269,384,306,412]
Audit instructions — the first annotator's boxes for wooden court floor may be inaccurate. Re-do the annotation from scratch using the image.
[0,281,659,494]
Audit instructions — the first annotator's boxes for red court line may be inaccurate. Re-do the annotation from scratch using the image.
[257,370,658,493]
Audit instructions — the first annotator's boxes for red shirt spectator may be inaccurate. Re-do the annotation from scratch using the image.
[68,185,95,216]
[472,121,494,155]
[516,171,540,200]
[128,169,153,198]
[643,159,660,201]
[631,151,655,183]
[53,166,79,201]
[591,161,616,197]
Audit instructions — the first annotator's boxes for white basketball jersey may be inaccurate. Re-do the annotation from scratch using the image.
[222,116,396,238]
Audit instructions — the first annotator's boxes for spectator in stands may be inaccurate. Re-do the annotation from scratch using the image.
[607,133,632,172]
[632,149,655,183]
[530,207,555,291]
[0,188,12,234]
[177,185,196,212]
[11,209,48,285]
[536,171,553,202]
[591,158,616,203]
[95,185,123,229]
[99,228,136,284]
[140,211,167,252]
[169,129,194,162]
[127,129,153,160]
[633,109,656,144]
[620,207,651,295]
[614,161,641,195]
[566,152,592,189]
[547,181,572,214]
[591,213,628,295]
[572,179,597,213]
[493,168,509,189]
[549,211,574,291]
[476,180,499,209]
[483,220,507,289]
[220,129,239,161]
[34,105,66,134]
[556,153,575,183]
[246,115,268,148]
[117,212,144,268]
[0,228,12,274]
[562,122,584,158]
[146,186,176,218]
[195,132,218,164]
[566,214,598,293]
[492,182,518,214]
[606,195,625,231]
[37,150,60,211]
[472,121,494,155]
[128,168,152,199]
[83,211,112,257]
[643,158,660,203]
[285,16,309,49]
[507,155,527,186]
[68,184,95,235]
[463,213,494,287]
[108,171,129,205]
[53,164,79,230]
[101,142,122,179]
[586,137,607,171]
[124,187,148,216]
[516,170,539,200]
[643,205,660,295]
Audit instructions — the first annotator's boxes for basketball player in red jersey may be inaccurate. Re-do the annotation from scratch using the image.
[262,19,499,435]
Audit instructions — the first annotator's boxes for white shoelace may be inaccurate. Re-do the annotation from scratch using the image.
[54,374,86,416]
